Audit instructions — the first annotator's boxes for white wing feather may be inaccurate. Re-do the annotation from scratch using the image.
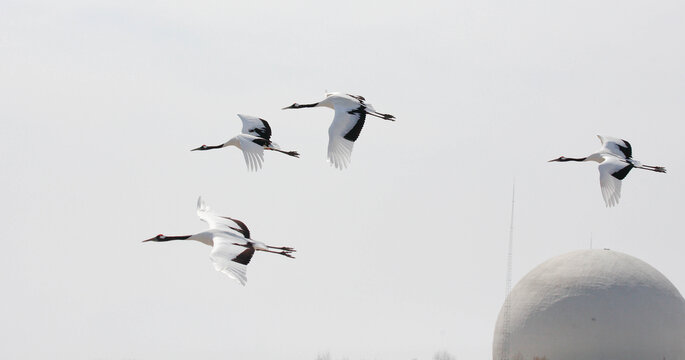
[237,134,265,171]
[598,156,628,207]
[194,197,256,285]
[197,197,231,230]
[196,197,246,234]
[327,108,361,169]
[237,114,267,136]
[210,234,251,286]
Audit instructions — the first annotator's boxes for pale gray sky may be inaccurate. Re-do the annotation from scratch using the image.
[1,0,684,359]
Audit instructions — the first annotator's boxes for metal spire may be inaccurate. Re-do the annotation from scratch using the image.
[500,180,515,360]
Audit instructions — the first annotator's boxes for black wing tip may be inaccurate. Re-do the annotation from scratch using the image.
[231,247,256,265]
[343,109,366,142]
[346,94,366,102]
[611,164,634,180]
[222,216,251,238]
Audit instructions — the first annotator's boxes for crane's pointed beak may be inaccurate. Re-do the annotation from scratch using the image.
[282,103,297,110]
[191,145,204,151]
[142,236,156,243]
[548,157,562,162]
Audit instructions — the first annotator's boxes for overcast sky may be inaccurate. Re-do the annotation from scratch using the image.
[2,0,684,359]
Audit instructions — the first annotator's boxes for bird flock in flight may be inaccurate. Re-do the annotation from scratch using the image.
[144,92,666,285]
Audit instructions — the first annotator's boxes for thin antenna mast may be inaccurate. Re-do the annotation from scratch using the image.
[505,181,515,298]
[500,181,515,360]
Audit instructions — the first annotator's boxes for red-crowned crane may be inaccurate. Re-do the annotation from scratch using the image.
[283,93,394,169]
[143,197,295,285]
[192,114,299,171]
[549,135,666,207]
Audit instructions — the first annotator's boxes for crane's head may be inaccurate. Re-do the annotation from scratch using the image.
[143,234,167,242]
[191,144,209,151]
[548,156,567,162]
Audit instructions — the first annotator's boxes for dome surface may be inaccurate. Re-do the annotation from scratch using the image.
[492,249,685,360]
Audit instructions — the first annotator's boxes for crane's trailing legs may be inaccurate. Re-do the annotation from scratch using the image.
[347,107,395,121]
[637,164,666,173]
[232,243,296,258]
[268,245,296,252]
[264,147,300,157]
[260,248,296,258]
[365,110,395,121]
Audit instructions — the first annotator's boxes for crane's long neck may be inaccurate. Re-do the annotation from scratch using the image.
[192,144,224,151]
[284,102,320,109]
[204,144,224,150]
[151,235,192,242]
[558,152,607,163]
[295,102,319,108]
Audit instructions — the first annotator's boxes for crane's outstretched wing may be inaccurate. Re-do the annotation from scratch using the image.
[598,156,633,207]
[196,197,241,230]
[237,134,266,171]
[598,135,632,159]
[210,234,253,286]
[327,106,366,169]
[238,114,272,141]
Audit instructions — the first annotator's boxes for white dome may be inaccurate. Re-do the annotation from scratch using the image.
[493,249,685,360]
